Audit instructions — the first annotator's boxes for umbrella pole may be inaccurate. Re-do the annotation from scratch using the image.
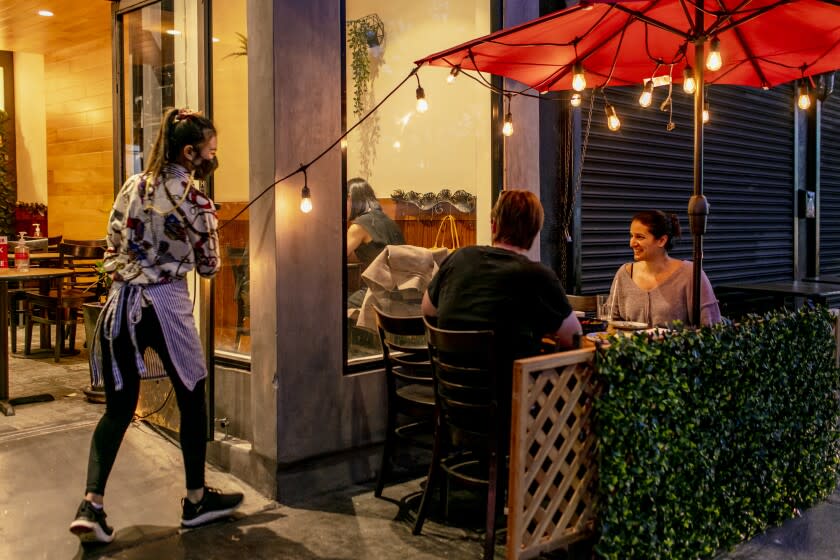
[689,8,709,327]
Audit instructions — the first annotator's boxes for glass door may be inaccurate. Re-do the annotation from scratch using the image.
[112,0,208,433]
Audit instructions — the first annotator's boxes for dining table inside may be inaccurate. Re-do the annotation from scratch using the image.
[0,267,73,416]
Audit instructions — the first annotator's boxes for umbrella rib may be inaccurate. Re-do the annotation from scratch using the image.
[711,0,793,36]
[534,8,638,91]
[612,3,692,39]
[413,3,588,67]
[729,23,769,87]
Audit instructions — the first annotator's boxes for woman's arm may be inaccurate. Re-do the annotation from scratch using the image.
[551,312,582,349]
[346,223,372,258]
[421,290,437,317]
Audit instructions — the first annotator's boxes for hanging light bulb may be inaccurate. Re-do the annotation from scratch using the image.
[502,112,514,137]
[570,92,582,107]
[605,104,621,132]
[446,66,460,84]
[572,62,586,92]
[797,80,812,110]
[300,184,312,213]
[639,80,654,107]
[706,36,722,71]
[702,102,710,124]
[415,86,428,113]
[683,66,697,94]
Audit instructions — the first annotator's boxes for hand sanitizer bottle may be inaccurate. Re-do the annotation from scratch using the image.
[15,232,29,272]
[33,223,41,238]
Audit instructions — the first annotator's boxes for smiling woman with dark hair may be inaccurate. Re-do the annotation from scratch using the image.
[606,209,722,327]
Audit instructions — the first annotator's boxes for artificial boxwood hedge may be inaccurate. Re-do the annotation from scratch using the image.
[594,307,840,560]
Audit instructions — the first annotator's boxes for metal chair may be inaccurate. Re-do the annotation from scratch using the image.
[413,318,506,560]
[372,307,434,498]
[23,242,106,361]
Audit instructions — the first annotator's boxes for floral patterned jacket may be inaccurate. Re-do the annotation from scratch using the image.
[104,163,219,283]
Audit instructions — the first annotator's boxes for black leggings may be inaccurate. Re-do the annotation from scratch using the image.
[85,300,207,496]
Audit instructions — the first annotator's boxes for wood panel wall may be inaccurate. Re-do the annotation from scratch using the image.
[44,32,113,240]
[379,198,476,249]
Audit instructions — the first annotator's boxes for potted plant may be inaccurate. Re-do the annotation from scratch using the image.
[82,261,111,403]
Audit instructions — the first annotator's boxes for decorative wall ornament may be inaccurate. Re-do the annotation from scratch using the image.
[391,188,476,214]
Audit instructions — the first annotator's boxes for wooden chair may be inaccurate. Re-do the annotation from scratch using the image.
[23,242,106,361]
[413,318,506,560]
[566,294,599,313]
[373,307,435,498]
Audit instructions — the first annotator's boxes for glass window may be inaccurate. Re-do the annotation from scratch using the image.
[211,0,250,359]
[344,2,493,364]
[120,0,199,180]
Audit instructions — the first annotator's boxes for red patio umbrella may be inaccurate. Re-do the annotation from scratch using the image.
[415,0,840,324]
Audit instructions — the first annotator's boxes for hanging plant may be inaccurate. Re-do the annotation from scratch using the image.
[346,14,385,118]
[0,110,16,237]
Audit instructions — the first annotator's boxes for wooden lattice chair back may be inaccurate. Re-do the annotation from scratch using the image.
[372,307,434,498]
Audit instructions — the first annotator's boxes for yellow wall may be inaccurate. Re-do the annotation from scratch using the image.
[345,1,491,227]
[212,0,249,203]
[13,52,48,206]
[44,32,113,240]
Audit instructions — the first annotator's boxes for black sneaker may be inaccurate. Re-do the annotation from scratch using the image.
[69,500,115,543]
[181,487,244,528]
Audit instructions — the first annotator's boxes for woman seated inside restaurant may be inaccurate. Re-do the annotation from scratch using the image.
[606,209,722,327]
[421,189,581,356]
[346,177,405,308]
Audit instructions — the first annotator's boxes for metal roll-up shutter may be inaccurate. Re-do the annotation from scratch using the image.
[820,94,840,275]
[579,85,794,294]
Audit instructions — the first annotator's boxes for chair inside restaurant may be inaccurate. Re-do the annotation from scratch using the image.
[372,307,434,498]
[23,241,106,361]
[413,318,505,560]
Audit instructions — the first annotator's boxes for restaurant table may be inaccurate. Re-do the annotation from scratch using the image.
[0,268,73,416]
[8,252,61,265]
[717,280,840,308]
[803,275,840,286]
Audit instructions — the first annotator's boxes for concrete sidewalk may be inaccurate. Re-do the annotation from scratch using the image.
[2,336,840,559]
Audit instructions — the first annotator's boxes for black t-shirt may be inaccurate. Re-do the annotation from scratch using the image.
[426,245,573,360]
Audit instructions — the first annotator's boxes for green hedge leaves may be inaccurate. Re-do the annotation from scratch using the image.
[594,307,840,560]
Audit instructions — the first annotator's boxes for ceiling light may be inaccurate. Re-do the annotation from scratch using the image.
[166,29,182,36]
[37,10,54,17]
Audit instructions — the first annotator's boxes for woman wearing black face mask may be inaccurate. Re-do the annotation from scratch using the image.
[69,108,242,544]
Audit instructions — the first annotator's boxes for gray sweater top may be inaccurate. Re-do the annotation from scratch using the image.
[607,260,722,327]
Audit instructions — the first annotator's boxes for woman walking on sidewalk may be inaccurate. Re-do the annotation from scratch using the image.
[69,108,242,544]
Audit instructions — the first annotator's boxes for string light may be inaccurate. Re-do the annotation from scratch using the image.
[572,62,586,92]
[702,102,710,124]
[683,66,697,94]
[502,95,514,136]
[299,167,312,213]
[706,36,722,72]
[570,92,582,107]
[605,103,621,132]
[415,74,428,113]
[447,66,460,84]
[797,80,812,110]
[639,80,654,107]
